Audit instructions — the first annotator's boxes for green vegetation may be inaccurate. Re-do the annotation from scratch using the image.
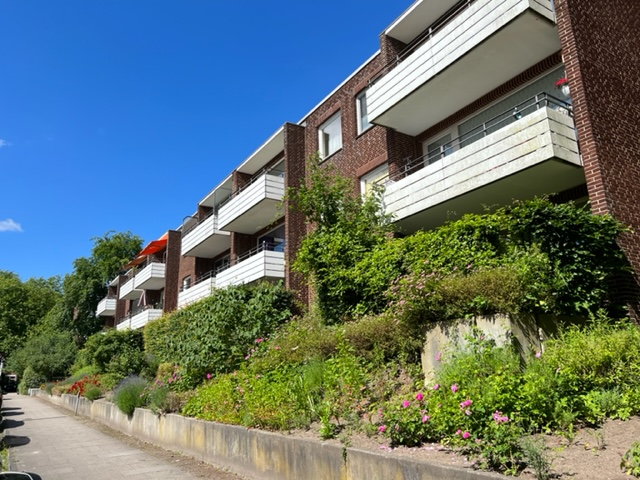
[113,376,149,416]
[622,441,640,477]
[144,282,293,387]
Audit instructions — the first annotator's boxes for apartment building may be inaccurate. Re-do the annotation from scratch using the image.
[99,0,640,327]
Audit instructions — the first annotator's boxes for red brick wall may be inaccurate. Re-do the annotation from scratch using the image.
[283,123,309,307]
[163,230,181,313]
[556,0,640,317]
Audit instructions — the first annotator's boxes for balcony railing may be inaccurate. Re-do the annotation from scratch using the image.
[217,165,285,210]
[96,296,117,317]
[383,93,582,230]
[215,242,286,288]
[367,0,558,135]
[178,270,217,308]
[397,93,573,181]
[116,304,163,330]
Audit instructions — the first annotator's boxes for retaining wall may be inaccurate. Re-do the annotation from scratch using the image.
[31,390,503,480]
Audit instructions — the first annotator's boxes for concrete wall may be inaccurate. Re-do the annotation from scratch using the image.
[32,391,503,480]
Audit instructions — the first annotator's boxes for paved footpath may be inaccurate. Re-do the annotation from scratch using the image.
[2,393,245,480]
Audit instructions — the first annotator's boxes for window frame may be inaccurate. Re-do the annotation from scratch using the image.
[318,111,343,159]
[356,89,373,135]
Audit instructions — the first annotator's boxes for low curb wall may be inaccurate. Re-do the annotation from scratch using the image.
[32,390,503,480]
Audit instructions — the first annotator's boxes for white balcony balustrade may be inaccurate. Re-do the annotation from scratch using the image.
[134,262,166,291]
[96,297,116,317]
[368,0,558,135]
[384,96,583,232]
[177,274,216,308]
[218,172,285,234]
[181,213,230,258]
[116,307,163,331]
[216,243,285,288]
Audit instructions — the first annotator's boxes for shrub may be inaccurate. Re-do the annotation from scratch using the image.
[84,385,102,401]
[9,331,77,380]
[621,441,640,477]
[75,329,146,377]
[67,375,100,397]
[113,375,148,416]
[18,366,45,395]
[145,282,293,386]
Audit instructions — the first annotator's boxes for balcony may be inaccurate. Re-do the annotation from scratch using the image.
[118,276,142,300]
[384,95,584,232]
[116,307,163,331]
[216,243,285,288]
[178,272,216,308]
[368,0,559,135]
[181,212,231,258]
[96,297,116,317]
[218,172,285,234]
[134,261,166,291]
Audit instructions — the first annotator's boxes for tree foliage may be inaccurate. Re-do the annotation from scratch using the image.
[49,231,142,342]
[8,330,77,380]
[0,271,61,359]
[286,154,393,322]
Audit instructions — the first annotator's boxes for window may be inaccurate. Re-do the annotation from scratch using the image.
[360,164,389,196]
[318,111,342,159]
[214,255,230,273]
[424,133,453,165]
[356,90,372,134]
[181,276,191,291]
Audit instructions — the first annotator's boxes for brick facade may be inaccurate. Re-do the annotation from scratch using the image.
[556,0,640,318]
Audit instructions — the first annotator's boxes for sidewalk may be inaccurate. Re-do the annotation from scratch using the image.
[2,393,242,480]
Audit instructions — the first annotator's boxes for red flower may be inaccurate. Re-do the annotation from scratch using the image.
[555,77,568,89]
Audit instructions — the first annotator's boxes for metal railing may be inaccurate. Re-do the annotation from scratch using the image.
[215,241,285,275]
[181,209,216,237]
[216,166,285,210]
[116,303,163,325]
[180,269,217,292]
[372,0,478,83]
[392,92,572,182]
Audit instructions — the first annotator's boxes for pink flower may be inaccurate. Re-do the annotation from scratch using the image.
[455,429,462,435]
[255,338,263,344]
[465,409,472,416]
[433,383,440,390]
[459,399,472,409]
[462,431,470,439]
[435,351,442,362]
[421,415,430,423]
[274,345,280,350]
[378,425,386,433]
[415,392,424,401]
[402,400,410,408]
[493,411,509,424]
[535,350,542,358]
[451,384,458,393]
[206,373,212,380]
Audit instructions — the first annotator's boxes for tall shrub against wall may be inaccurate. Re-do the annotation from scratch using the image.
[144,282,293,386]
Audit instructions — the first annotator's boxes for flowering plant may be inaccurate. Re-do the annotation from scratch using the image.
[554,77,569,89]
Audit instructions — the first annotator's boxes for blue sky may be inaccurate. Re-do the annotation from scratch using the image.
[0,1,407,281]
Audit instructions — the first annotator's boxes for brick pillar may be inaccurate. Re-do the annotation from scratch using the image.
[163,230,181,313]
[556,0,640,318]
[114,274,128,322]
[284,123,309,308]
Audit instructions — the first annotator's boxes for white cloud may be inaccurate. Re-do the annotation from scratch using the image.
[0,219,23,232]
[0,139,9,148]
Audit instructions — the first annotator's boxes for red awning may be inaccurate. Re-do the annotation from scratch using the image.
[122,232,168,269]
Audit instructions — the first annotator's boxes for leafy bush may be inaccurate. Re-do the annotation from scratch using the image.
[75,329,146,377]
[67,375,100,397]
[113,375,148,416]
[144,282,293,386]
[18,366,45,395]
[83,385,102,401]
[9,331,77,380]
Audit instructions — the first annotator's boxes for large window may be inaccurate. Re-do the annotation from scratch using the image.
[356,90,372,134]
[318,112,342,159]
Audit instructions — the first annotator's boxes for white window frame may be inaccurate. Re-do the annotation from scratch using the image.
[360,164,389,197]
[422,126,458,165]
[356,90,372,134]
[318,111,342,159]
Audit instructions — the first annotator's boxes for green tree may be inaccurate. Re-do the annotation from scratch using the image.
[0,271,61,359]
[8,331,77,379]
[286,154,393,322]
[49,231,142,342]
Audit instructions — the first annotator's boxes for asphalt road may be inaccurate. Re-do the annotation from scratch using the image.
[2,393,248,480]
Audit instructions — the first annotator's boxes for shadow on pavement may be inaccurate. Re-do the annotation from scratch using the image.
[3,435,30,447]
[1,411,24,417]
[0,408,21,412]
[2,419,24,429]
